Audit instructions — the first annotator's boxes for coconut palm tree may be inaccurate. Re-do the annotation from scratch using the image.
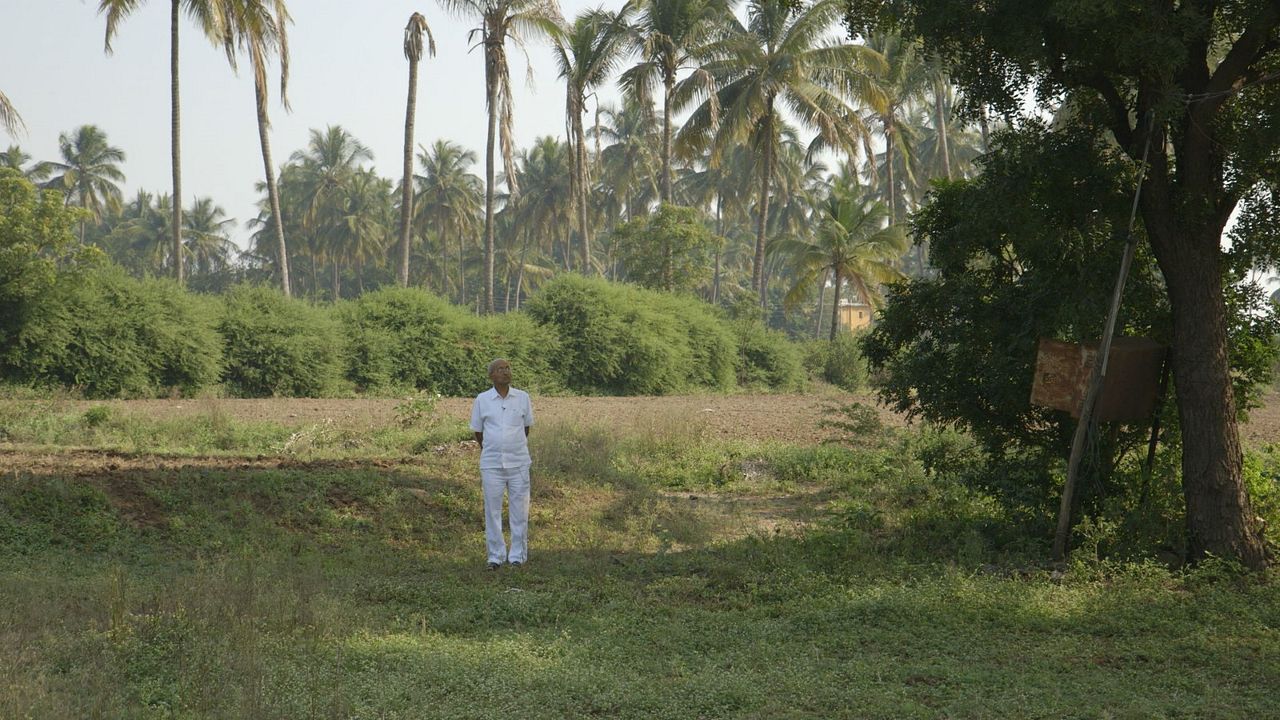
[103,190,173,273]
[44,125,127,243]
[0,90,24,137]
[772,178,907,339]
[99,0,227,286]
[437,0,563,313]
[594,99,661,222]
[512,136,574,272]
[861,31,930,224]
[1,146,52,183]
[620,0,731,203]
[289,126,374,229]
[327,169,393,298]
[215,0,294,296]
[677,0,885,306]
[399,12,437,288]
[414,139,483,302]
[553,7,630,273]
[183,196,238,275]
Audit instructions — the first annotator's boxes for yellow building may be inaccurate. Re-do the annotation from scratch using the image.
[837,299,873,331]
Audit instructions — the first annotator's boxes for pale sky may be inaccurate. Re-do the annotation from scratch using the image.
[2,0,623,249]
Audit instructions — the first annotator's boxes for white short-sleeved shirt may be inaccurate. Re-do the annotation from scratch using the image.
[470,387,534,469]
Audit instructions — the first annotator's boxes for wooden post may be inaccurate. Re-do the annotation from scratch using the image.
[1052,112,1156,563]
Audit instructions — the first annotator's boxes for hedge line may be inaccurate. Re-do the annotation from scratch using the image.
[1,270,804,398]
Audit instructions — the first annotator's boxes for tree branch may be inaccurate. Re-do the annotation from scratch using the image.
[1192,5,1280,121]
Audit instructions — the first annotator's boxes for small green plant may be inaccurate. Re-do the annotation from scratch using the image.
[394,391,442,429]
[83,405,112,428]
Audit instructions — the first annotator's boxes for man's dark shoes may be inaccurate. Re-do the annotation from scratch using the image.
[486,562,501,571]
[510,561,523,567]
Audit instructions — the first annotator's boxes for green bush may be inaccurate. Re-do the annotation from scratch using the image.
[527,275,740,394]
[803,333,870,391]
[524,275,629,391]
[337,287,470,394]
[219,285,344,397]
[338,287,564,396]
[4,266,222,397]
[731,318,805,391]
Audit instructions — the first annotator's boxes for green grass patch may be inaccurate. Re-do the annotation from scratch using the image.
[1,409,1277,717]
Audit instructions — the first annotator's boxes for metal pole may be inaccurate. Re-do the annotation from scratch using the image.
[1052,111,1157,562]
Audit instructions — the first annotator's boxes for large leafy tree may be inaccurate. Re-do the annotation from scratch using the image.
[99,0,225,287]
[554,7,630,273]
[399,12,437,288]
[437,0,563,313]
[850,0,1280,569]
[216,0,294,297]
[44,125,127,244]
[620,0,730,203]
[679,0,884,307]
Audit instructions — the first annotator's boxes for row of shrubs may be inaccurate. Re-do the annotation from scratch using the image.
[1,268,820,399]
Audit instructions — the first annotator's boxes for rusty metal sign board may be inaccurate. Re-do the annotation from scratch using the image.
[1031,337,1166,423]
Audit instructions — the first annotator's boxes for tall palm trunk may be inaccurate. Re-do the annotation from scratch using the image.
[170,0,184,286]
[458,227,467,305]
[815,269,828,339]
[399,51,421,287]
[884,116,898,222]
[574,110,591,272]
[712,193,723,305]
[934,79,951,179]
[482,42,499,314]
[829,269,842,341]
[660,68,675,202]
[332,261,341,300]
[753,101,775,307]
[254,78,290,297]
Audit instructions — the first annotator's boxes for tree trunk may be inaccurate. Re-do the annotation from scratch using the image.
[575,108,591,273]
[1144,198,1267,570]
[661,69,674,203]
[815,269,828,339]
[885,114,898,223]
[458,227,467,306]
[170,0,184,286]
[332,261,341,300]
[255,78,290,297]
[399,56,419,287]
[934,79,951,180]
[753,100,775,308]
[713,194,723,306]
[482,43,499,314]
[515,225,532,310]
[829,269,841,342]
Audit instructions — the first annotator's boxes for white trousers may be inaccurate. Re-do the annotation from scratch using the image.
[481,465,530,564]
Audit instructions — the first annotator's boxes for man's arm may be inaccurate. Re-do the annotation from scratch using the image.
[474,431,483,447]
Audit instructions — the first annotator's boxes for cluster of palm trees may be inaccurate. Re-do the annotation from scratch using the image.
[2,0,987,333]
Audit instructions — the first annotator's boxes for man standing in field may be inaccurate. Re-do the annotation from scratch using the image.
[470,358,534,570]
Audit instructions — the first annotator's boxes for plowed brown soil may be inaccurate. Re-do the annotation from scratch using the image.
[75,391,902,445]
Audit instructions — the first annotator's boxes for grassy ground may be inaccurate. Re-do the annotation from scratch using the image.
[1,399,1278,719]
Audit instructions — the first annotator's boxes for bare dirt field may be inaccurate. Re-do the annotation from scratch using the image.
[83,390,898,445]
[66,389,1280,446]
